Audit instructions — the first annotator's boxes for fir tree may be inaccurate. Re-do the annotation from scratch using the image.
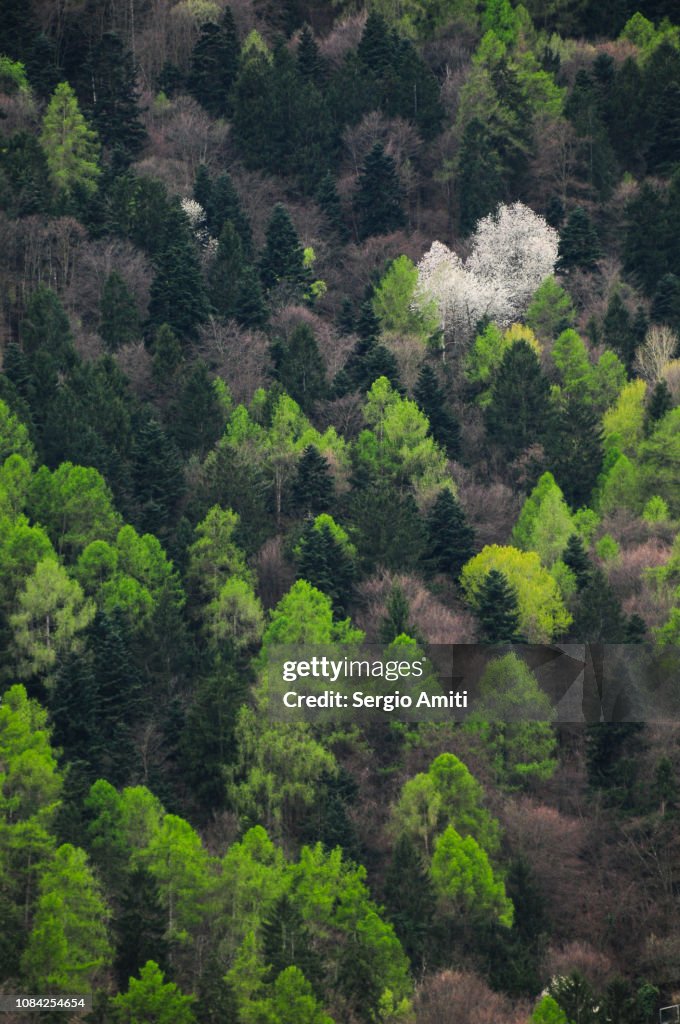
[297,25,326,85]
[259,204,307,292]
[100,271,140,351]
[206,172,252,252]
[557,208,602,272]
[208,221,245,320]
[262,895,321,989]
[316,171,349,241]
[188,8,240,117]
[571,568,628,642]
[651,273,680,333]
[168,361,224,458]
[40,82,100,197]
[602,291,636,370]
[131,411,185,538]
[457,119,504,235]
[354,143,406,241]
[148,225,209,340]
[647,81,680,173]
[234,266,268,329]
[193,164,212,212]
[271,324,327,413]
[384,834,436,970]
[350,480,424,573]
[151,324,183,386]
[379,583,418,643]
[646,379,673,430]
[88,32,146,165]
[562,534,591,590]
[291,445,334,515]
[413,364,461,459]
[485,341,551,460]
[545,395,603,509]
[475,570,524,644]
[294,517,355,615]
[423,488,475,578]
[114,869,169,991]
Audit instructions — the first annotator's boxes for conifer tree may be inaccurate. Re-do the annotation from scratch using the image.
[414,364,461,459]
[188,8,240,117]
[475,569,524,644]
[291,445,334,516]
[562,534,591,590]
[131,412,185,538]
[260,204,308,292]
[602,291,636,370]
[424,488,475,578]
[297,25,326,85]
[294,515,356,616]
[316,171,349,241]
[152,324,183,386]
[485,341,550,459]
[379,583,417,643]
[206,172,252,252]
[209,221,245,320]
[545,395,603,508]
[262,894,321,985]
[384,833,436,970]
[354,143,406,241]
[571,568,628,642]
[114,868,169,990]
[457,119,504,235]
[89,33,146,165]
[646,379,673,429]
[271,324,327,412]
[193,164,212,212]
[234,266,268,329]
[100,271,140,351]
[169,362,224,458]
[651,273,680,333]
[40,82,100,197]
[557,208,602,271]
[148,225,209,340]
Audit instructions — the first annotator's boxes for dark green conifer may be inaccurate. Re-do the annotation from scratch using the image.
[602,291,635,370]
[414,364,461,459]
[545,394,603,508]
[262,895,321,987]
[423,488,475,578]
[291,445,334,516]
[100,271,140,351]
[206,172,252,252]
[646,379,673,430]
[271,324,327,412]
[562,534,591,590]
[571,568,628,642]
[379,583,418,643]
[316,171,349,241]
[475,570,524,644]
[297,25,326,85]
[295,517,355,615]
[260,204,308,292]
[485,341,550,460]
[354,143,406,241]
[350,480,424,573]
[457,119,504,235]
[131,411,185,537]
[148,223,209,340]
[169,361,224,458]
[114,868,169,989]
[384,834,436,970]
[651,273,680,332]
[557,207,602,271]
[209,221,245,320]
[188,7,240,117]
[193,163,213,211]
[89,32,147,164]
[151,323,183,386]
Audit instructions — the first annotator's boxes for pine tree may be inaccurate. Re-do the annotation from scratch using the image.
[602,291,636,370]
[457,119,504,235]
[485,341,551,460]
[562,534,591,590]
[291,445,334,516]
[193,164,212,211]
[270,324,327,412]
[151,324,183,386]
[545,395,603,509]
[40,82,100,197]
[350,480,424,573]
[114,869,169,990]
[557,208,602,272]
[316,171,349,241]
[89,33,146,165]
[423,488,475,578]
[259,204,308,292]
[414,364,461,459]
[354,143,406,241]
[384,834,436,970]
[188,8,240,117]
[379,583,417,643]
[206,172,252,252]
[100,271,140,351]
[475,569,524,644]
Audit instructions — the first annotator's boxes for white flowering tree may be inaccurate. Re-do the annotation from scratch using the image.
[414,202,558,358]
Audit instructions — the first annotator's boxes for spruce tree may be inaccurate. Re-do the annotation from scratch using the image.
[485,341,551,460]
[100,271,140,351]
[188,8,240,117]
[379,583,418,643]
[316,171,349,241]
[234,266,268,329]
[270,324,327,412]
[457,119,504,235]
[545,395,603,509]
[291,445,334,515]
[646,379,673,429]
[423,488,475,578]
[475,569,524,644]
[350,480,424,573]
[297,25,326,85]
[261,895,321,987]
[571,568,628,642]
[414,364,461,459]
[562,534,591,590]
[168,361,224,458]
[193,164,212,212]
[259,204,307,292]
[557,208,602,272]
[206,172,252,252]
[602,291,635,370]
[651,273,680,333]
[647,80,680,173]
[209,221,245,320]
[114,869,169,990]
[354,143,406,241]
[148,225,209,340]
[294,517,355,616]
[384,834,436,970]
[151,324,183,386]
[131,411,185,538]
[89,32,146,165]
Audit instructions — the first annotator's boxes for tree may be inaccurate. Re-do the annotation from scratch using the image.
[10,558,95,682]
[384,833,436,970]
[474,570,524,644]
[602,290,636,370]
[354,143,405,241]
[430,826,513,926]
[512,472,574,567]
[168,362,224,458]
[100,272,140,351]
[651,273,680,333]
[461,546,571,642]
[112,960,196,1024]
[556,208,602,271]
[485,341,551,459]
[294,514,356,616]
[457,119,504,235]
[188,9,240,118]
[291,445,334,515]
[413,365,461,458]
[562,534,591,589]
[28,462,121,558]
[260,205,308,293]
[525,276,576,343]
[373,256,438,339]
[316,171,348,242]
[206,172,252,251]
[570,568,628,642]
[271,324,327,412]
[21,843,111,991]
[148,225,209,340]
[545,394,603,509]
[423,488,475,578]
[379,583,417,644]
[88,32,146,165]
[531,996,568,1024]
[40,82,100,196]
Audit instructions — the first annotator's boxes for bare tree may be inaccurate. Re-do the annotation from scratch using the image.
[635,325,679,384]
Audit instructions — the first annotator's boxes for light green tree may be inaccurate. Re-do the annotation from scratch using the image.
[639,408,680,515]
[21,843,111,990]
[40,82,100,196]
[372,255,438,339]
[430,825,513,926]
[602,379,647,457]
[597,453,641,515]
[0,454,33,520]
[139,814,212,944]
[0,400,35,464]
[461,545,572,641]
[531,995,569,1024]
[512,472,574,566]
[186,505,253,604]
[250,966,334,1024]
[29,463,121,558]
[206,577,264,653]
[112,960,196,1024]
[10,558,95,681]
[0,515,54,610]
[525,277,575,343]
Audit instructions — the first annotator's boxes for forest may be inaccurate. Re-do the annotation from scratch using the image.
[2,0,680,1020]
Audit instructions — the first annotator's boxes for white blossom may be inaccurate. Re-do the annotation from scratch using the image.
[181,197,217,261]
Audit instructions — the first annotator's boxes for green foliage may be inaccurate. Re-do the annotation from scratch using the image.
[100,271,140,351]
[260,204,308,293]
[423,488,475,577]
[603,380,646,456]
[512,472,574,566]
[413,364,461,458]
[525,276,576,342]
[643,495,670,523]
[354,144,405,241]
[112,960,196,1024]
[28,462,121,558]
[557,208,602,271]
[21,843,111,990]
[461,545,572,641]
[639,408,680,514]
[0,400,35,464]
[430,825,513,926]
[271,324,327,412]
[40,82,100,196]
[294,514,356,616]
[372,255,438,338]
[485,341,551,459]
[531,995,568,1024]
[474,569,524,643]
